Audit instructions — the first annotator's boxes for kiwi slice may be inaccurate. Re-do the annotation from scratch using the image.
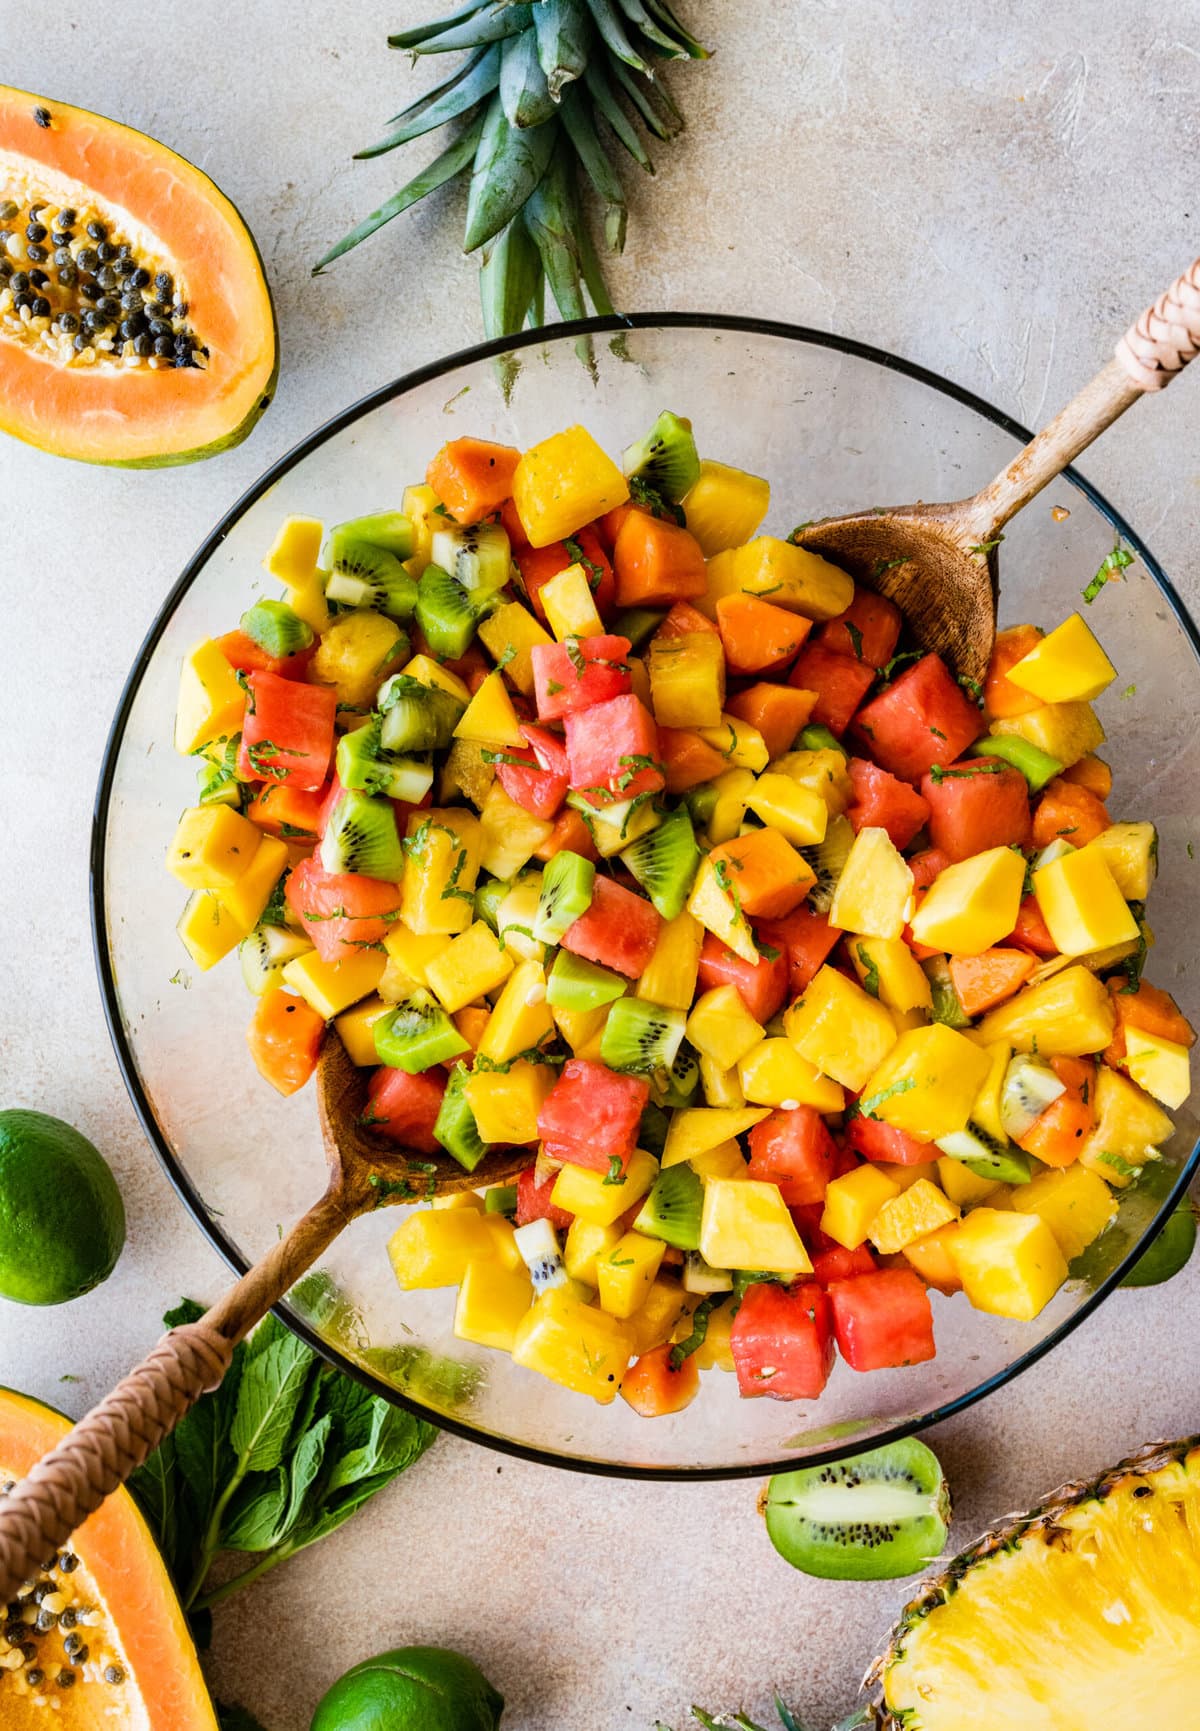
[802,813,854,914]
[325,530,418,619]
[513,1218,569,1294]
[935,1126,1033,1185]
[239,923,313,996]
[800,723,846,757]
[379,673,466,753]
[473,873,512,932]
[655,1047,701,1109]
[621,411,701,502]
[320,789,406,881]
[633,1162,703,1251]
[622,804,701,920]
[546,949,627,1011]
[637,1100,670,1160]
[196,760,242,809]
[683,783,720,830]
[373,988,470,1074]
[415,563,489,659]
[611,607,668,650]
[684,1251,734,1294]
[433,1063,487,1172]
[429,521,511,594]
[924,956,971,1029]
[763,1438,951,1581]
[484,1183,519,1217]
[331,509,415,558]
[532,849,595,944]
[601,997,686,1073]
[1122,1201,1198,1288]
[998,1054,1066,1140]
[240,599,314,659]
[336,720,434,806]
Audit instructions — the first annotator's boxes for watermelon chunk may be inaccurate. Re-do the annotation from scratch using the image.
[564,692,664,802]
[847,1114,933,1166]
[755,906,841,996]
[815,587,902,668]
[846,758,931,850]
[365,1065,446,1153]
[560,875,662,977]
[747,1107,838,1206]
[852,654,982,783]
[285,856,402,963]
[531,634,632,721]
[696,931,788,1024]
[495,724,570,820]
[537,1058,650,1173]
[516,1164,574,1230]
[788,644,877,735]
[920,756,1032,861]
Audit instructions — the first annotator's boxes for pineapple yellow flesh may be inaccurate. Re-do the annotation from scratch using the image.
[636,911,704,1011]
[977,964,1116,1057]
[828,827,914,940]
[649,632,726,729]
[680,458,770,556]
[702,537,854,621]
[540,563,604,640]
[477,601,552,695]
[512,425,629,547]
[991,698,1105,768]
[783,964,897,1092]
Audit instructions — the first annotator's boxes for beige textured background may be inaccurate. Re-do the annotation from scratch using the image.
[2,3,1200,1726]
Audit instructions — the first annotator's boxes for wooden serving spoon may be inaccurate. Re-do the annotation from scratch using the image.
[0,1032,529,1602]
[794,256,1200,688]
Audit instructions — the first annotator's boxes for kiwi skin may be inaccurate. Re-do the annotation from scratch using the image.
[762,1437,950,1582]
[600,997,686,1073]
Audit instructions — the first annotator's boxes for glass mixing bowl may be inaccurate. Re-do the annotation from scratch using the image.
[93,316,1200,1478]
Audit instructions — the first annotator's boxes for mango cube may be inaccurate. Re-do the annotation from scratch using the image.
[703,537,854,621]
[687,856,759,964]
[858,1025,992,1141]
[868,1179,960,1254]
[513,425,629,548]
[902,1223,964,1294]
[649,632,726,729]
[978,964,1116,1057]
[637,911,704,1012]
[681,458,770,556]
[597,1231,667,1318]
[335,995,393,1065]
[1124,1027,1192,1110]
[383,925,453,987]
[551,1148,659,1227]
[217,834,289,930]
[784,965,897,1091]
[829,827,914,940]
[281,948,387,1019]
[388,1208,492,1289]
[475,959,555,1064]
[1005,612,1117,703]
[177,891,248,971]
[477,601,552,696]
[706,767,758,842]
[662,1106,771,1168]
[746,773,828,846]
[174,638,246,755]
[948,1208,1068,1320]
[263,514,323,587]
[738,1039,845,1111]
[769,749,853,815]
[696,713,771,773]
[453,1259,533,1352]
[850,936,933,1015]
[626,1278,692,1357]
[820,1165,903,1250]
[1079,1066,1175,1186]
[909,846,1026,956]
[992,700,1104,769]
[1033,850,1138,957]
[551,1000,612,1060]
[453,670,525,749]
[481,1214,525,1272]
[401,809,481,935]
[937,1155,1002,1208]
[511,1288,635,1401]
[167,803,262,890]
[686,984,764,1066]
[540,563,605,641]
[690,1139,749,1181]
[699,1178,812,1274]
[425,920,514,1014]
[1008,1165,1117,1262]
[463,1062,554,1144]
[564,1218,622,1286]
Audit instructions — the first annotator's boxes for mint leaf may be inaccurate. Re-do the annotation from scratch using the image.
[280,1414,333,1534]
[221,1467,288,1552]
[230,1334,315,1471]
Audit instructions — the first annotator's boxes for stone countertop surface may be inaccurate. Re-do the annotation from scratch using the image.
[2,3,1199,1726]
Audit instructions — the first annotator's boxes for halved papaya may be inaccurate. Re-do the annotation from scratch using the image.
[0,86,276,465]
[0,1386,218,1727]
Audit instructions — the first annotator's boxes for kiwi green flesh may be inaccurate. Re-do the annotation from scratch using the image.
[763,1438,950,1582]
[621,411,700,502]
[241,598,313,659]
[546,950,627,1011]
[533,849,595,943]
[634,1163,703,1251]
[379,674,465,752]
[374,991,469,1074]
[621,804,701,920]
[335,724,433,804]
[433,1066,487,1172]
[802,815,853,914]
[655,1049,700,1108]
[415,564,484,658]
[319,790,405,881]
[600,998,686,1073]
[332,509,415,558]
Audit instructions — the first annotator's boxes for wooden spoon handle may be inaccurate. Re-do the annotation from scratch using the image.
[952,254,1200,545]
[0,1188,350,1603]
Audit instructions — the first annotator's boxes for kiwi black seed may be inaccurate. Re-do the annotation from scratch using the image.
[318,790,405,880]
[533,849,596,944]
[762,1437,951,1581]
[600,998,687,1073]
[802,813,854,913]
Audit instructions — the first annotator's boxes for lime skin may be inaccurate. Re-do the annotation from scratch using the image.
[311,1647,504,1731]
[0,1109,126,1305]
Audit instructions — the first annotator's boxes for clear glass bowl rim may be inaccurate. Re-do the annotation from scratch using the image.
[90,311,1200,1480]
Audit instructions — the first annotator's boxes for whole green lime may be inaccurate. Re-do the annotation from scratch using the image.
[311,1646,504,1731]
[0,1110,126,1305]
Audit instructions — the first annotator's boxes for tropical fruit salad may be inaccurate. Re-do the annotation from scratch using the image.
[167,413,1194,1415]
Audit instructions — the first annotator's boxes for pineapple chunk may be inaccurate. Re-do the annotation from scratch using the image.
[597,1232,667,1318]
[334,995,392,1065]
[902,1222,964,1293]
[690,1139,749,1181]
[497,879,546,963]
[696,713,771,772]
[699,1054,746,1107]
[859,1025,992,1141]
[513,425,629,547]
[552,1000,613,1060]
[681,458,770,556]
[746,772,829,846]
[1079,1066,1175,1186]
[453,670,525,749]
[425,920,513,1014]
[384,925,453,987]
[511,1288,635,1401]
[637,911,704,1011]
[218,835,288,931]
[687,858,759,963]
[463,1062,554,1144]
[662,1106,771,1168]
[869,1179,960,1254]
[1124,1027,1191,1111]
[703,537,854,621]
[1009,1165,1117,1262]
[477,601,552,696]
[949,1208,1068,1320]
[401,483,440,575]
[690,1294,737,1370]
[649,632,726,729]
[909,846,1026,956]
[1005,612,1117,703]
[551,1148,659,1227]
[820,1166,903,1250]
[281,948,386,1019]
[580,794,661,859]
[686,984,764,1066]
[977,964,1116,1056]
[850,936,933,1015]
[937,1156,1002,1208]
[991,700,1104,769]
[706,767,758,842]
[439,739,496,810]
[970,1040,1011,1144]
[167,803,261,891]
[540,563,604,640]
[177,891,248,971]
[829,827,915,940]
[699,1178,812,1274]
[454,1259,533,1352]
[784,964,898,1092]
[481,1214,524,1273]
[310,612,405,710]
[769,748,853,815]
[388,1208,492,1289]
[399,654,472,705]
[262,514,323,588]
[1082,822,1157,902]
[564,1218,622,1286]
[629,1277,695,1357]
[174,638,246,755]
[475,958,554,1063]
[738,1039,845,1111]
[288,574,332,636]
[478,781,555,879]
[1033,850,1139,957]
[401,809,481,936]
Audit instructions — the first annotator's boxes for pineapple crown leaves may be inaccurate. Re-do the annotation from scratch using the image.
[315,0,709,339]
